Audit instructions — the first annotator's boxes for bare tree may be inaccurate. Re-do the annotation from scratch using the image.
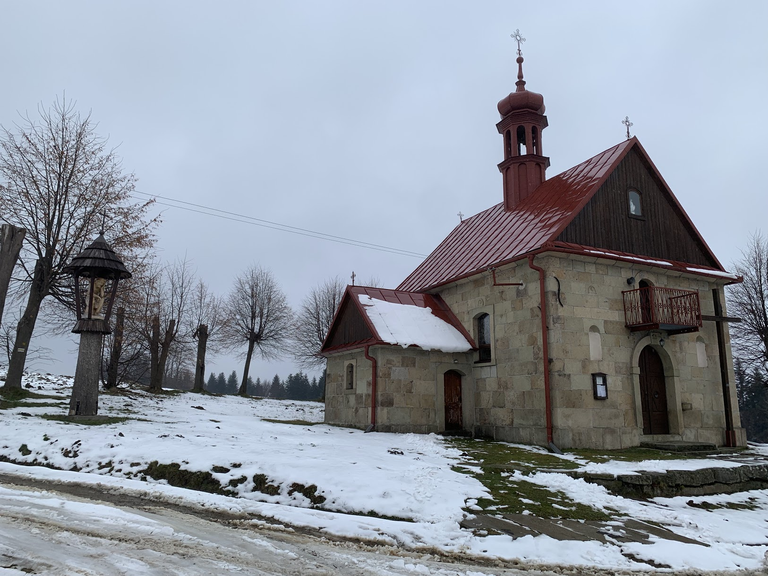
[0,96,157,391]
[134,258,195,393]
[189,279,225,393]
[223,266,291,396]
[290,276,345,370]
[0,224,25,328]
[102,260,153,389]
[728,233,768,372]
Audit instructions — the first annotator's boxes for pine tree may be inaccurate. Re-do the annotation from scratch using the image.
[216,372,227,394]
[736,360,768,442]
[318,369,326,401]
[286,372,311,400]
[246,376,256,395]
[226,371,239,395]
[268,374,284,399]
[205,372,216,392]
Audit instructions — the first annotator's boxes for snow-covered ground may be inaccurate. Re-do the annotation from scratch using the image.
[1,370,768,573]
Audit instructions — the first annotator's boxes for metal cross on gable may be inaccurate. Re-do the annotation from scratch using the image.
[458,211,464,222]
[622,116,634,140]
[511,29,526,57]
[351,271,356,286]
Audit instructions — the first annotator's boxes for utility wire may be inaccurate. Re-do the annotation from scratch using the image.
[132,191,428,259]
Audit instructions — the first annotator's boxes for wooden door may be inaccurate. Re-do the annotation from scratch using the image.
[639,346,669,435]
[444,370,462,431]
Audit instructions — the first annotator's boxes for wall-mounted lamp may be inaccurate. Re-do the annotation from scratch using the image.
[626,276,635,286]
[659,338,666,348]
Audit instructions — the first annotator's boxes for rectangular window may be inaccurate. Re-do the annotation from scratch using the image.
[476,313,492,363]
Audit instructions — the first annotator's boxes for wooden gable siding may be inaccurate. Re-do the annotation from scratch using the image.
[556,148,718,268]
[324,298,374,349]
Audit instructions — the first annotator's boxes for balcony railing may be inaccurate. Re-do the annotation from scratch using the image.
[622,287,702,334]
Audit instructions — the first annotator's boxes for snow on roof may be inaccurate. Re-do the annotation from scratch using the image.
[358,294,472,353]
[684,266,740,281]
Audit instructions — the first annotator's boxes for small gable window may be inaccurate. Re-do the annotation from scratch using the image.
[476,313,492,363]
[628,189,643,218]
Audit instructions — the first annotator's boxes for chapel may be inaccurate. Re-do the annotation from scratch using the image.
[320,41,745,450]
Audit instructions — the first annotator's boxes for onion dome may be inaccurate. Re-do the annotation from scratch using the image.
[497,56,545,116]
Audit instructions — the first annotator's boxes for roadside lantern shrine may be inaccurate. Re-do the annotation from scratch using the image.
[64,233,131,417]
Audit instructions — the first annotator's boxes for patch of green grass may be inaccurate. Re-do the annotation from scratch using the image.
[288,482,326,505]
[252,473,281,496]
[449,437,578,472]
[0,388,64,409]
[571,447,699,463]
[449,438,611,521]
[262,419,320,426]
[18,444,32,456]
[1,400,64,410]
[141,461,232,495]
[463,468,611,521]
[40,414,131,426]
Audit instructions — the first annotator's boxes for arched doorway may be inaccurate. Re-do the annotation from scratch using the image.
[444,370,463,431]
[639,346,669,434]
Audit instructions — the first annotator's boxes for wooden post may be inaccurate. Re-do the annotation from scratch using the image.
[0,224,26,327]
[69,331,103,416]
[713,288,737,447]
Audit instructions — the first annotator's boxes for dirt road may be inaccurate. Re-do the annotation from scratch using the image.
[0,475,567,576]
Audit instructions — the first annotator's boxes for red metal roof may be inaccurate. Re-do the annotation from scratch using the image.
[320,286,476,355]
[398,138,726,292]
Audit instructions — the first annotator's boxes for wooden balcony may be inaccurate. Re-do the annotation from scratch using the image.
[622,287,702,335]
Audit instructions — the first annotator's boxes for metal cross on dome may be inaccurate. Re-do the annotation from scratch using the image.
[622,116,634,140]
[511,29,526,57]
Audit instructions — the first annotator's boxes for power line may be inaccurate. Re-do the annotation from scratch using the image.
[132,191,428,259]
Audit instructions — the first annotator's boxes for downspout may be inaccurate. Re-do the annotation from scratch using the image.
[528,254,559,453]
[364,345,377,432]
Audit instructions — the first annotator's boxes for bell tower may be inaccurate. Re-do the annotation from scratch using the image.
[496,31,550,211]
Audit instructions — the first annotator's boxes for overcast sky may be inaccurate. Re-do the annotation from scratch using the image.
[2,1,766,381]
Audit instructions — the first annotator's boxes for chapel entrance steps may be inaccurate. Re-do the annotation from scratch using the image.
[439,430,472,438]
[639,440,719,454]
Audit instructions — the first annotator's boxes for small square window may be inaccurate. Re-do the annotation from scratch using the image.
[592,373,608,400]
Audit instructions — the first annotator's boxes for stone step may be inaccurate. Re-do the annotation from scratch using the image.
[640,440,718,453]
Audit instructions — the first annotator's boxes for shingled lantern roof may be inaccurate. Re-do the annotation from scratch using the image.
[64,234,132,280]
[64,234,131,334]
